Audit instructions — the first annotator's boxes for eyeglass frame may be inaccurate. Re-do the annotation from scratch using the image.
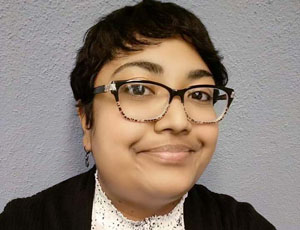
[93,79,235,124]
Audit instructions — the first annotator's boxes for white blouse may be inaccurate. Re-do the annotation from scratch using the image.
[91,170,187,230]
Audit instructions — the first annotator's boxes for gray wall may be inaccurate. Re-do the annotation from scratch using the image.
[0,0,299,229]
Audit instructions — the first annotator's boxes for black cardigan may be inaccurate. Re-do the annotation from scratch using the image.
[0,166,276,230]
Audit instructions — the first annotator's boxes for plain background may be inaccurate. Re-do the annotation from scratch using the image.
[0,0,299,229]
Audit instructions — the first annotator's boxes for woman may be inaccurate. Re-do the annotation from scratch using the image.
[0,0,276,229]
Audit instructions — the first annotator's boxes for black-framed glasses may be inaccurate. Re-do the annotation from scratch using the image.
[94,80,235,124]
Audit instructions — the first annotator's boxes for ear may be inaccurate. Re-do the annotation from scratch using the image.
[77,107,92,152]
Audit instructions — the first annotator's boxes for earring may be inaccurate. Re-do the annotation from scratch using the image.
[84,147,91,168]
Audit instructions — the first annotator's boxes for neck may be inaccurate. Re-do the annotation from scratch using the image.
[97,178,183,221]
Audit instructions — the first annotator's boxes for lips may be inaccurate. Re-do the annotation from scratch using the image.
[144,144,192,152]
[137,144,194,163]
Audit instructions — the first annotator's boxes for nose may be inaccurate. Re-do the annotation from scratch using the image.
[154,96,192,134]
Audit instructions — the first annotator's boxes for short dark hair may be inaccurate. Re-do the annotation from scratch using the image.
[70,0,228,129]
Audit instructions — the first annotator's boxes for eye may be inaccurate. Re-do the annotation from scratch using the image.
[123,84,154,96]
[188,91,212,102]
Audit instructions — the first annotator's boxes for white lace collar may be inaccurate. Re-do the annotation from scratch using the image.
[91,170,187,230]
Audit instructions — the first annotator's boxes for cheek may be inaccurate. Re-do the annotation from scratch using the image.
[194,124,219,178]
[200,123,219,147]
[90,101,148,172]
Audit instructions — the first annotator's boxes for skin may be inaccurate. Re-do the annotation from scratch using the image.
[79,37,219,221]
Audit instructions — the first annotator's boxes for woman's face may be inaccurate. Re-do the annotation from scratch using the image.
[81,38,218,211]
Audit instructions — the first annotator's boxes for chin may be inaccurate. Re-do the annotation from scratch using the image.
[144,171,196,199]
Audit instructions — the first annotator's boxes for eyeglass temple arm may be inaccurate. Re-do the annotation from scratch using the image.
[216,94,227,100]
[93,86,106,94]
[215,91,235,107]
[93,83,117,94]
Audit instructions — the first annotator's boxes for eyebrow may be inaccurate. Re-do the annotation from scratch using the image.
[111,61,213,80]
[187,69,213,79]
[112,61,163,76]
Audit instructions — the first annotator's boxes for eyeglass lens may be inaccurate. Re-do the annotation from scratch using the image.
[118,82,228,122]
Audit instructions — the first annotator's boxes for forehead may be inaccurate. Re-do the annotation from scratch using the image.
[95,38,214,86]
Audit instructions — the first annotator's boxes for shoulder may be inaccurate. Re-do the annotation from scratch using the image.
[184,184,276,230]
[0,166,96,229]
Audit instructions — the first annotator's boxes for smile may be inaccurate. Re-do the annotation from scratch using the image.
[137,144,194,164]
